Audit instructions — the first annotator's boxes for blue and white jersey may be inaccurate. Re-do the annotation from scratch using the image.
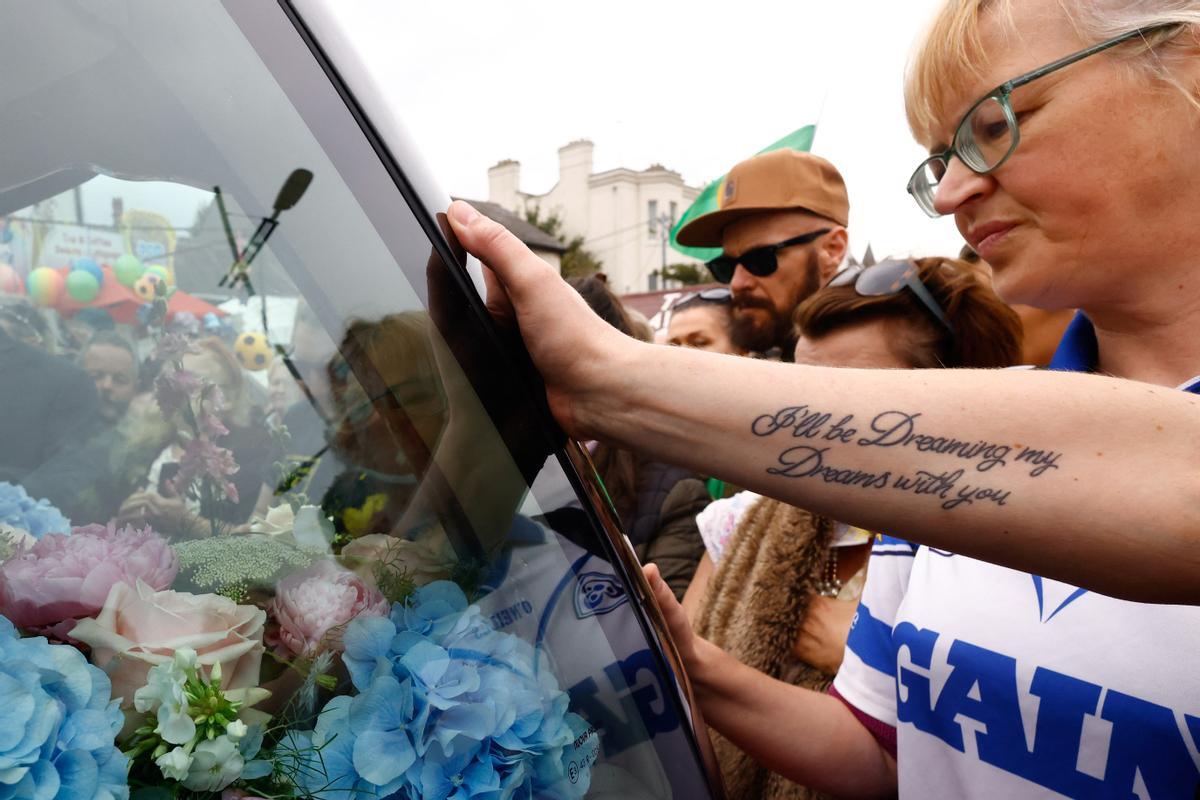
[833,314,1200,799]
[473,513,710,800]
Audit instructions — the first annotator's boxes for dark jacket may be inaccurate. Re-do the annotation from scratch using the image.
[626,462,710,601]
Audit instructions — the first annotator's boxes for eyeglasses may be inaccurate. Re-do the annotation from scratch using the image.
[907,23,1179,217]
[827,259,954,335]
[706,229,831,283]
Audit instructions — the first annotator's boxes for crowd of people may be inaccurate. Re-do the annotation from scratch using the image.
[444,0,1200,797]
[0,284,454,550]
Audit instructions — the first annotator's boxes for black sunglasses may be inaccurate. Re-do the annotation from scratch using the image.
[706,228,831,284]
[827,260,954,335]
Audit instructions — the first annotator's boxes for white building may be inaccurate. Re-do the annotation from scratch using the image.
[487,140,704,294]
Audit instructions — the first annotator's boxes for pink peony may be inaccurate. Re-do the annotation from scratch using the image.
[266,559,388,658]
[0,523,178,631]
[72,581,266,708]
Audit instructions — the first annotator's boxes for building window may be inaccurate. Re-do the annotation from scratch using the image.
[647,200,657,237]
[669,201,678,226]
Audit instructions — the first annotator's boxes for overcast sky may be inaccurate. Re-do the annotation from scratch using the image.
[330,1,967,262]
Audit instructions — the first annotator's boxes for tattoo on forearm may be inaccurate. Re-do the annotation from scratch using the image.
[751,405,1062,511]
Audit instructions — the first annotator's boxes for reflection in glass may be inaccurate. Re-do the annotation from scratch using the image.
[0,1,714,796]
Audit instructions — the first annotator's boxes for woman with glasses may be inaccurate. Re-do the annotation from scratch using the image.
[665,288,747,357]
[443,0,1200,793]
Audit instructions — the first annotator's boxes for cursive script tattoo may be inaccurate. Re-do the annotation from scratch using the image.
[751,404,1064,511]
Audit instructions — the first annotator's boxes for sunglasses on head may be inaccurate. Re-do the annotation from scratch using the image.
[827,259,954,335]
[706,228,831,284]
[672,287,731,307]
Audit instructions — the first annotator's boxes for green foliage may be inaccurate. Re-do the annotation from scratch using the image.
[524,206,603,279]
[658,262,706,285]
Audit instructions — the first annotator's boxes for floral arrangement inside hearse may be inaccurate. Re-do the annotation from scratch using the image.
[0,309,597,799]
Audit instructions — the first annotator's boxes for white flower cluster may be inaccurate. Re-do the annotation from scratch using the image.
[132,648,263,792]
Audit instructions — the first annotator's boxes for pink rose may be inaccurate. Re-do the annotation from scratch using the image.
[72,581,265,707]
[0,523,178,631]
[266,559,387,658]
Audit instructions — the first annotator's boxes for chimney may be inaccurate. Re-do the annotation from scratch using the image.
[557,139,594,189]
[488,159,522,210]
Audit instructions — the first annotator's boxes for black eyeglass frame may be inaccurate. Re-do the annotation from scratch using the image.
[827,259,955,335]
[906,23,1180,217]
[705,228,832,283]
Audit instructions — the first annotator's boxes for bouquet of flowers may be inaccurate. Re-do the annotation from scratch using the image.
[281,581,592,800]
[0,487,595,798]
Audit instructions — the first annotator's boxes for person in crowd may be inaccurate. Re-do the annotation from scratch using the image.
[320,312,447,540]
[442,0,1200,795]
[676,151,852,359]
[0,314,103,510]
[682,257,1022,799]
[266,356,302,429]
[79,331,138,428]
[116,337,273,533]
[569,276,710,599]
[665,288,747,356]
[0,300,55,352]
[62,307,116,355]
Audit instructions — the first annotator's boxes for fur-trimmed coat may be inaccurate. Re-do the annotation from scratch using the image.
[694,497,836,800]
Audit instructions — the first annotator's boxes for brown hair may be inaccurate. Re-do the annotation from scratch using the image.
[567,275,636,338]
[326,313,445,469]
[794,256,1022,368]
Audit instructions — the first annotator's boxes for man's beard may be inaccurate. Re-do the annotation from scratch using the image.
[730,251,822,356]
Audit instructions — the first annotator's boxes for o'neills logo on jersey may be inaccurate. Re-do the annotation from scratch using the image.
[892,621,1200,796]
[574,572,628,619]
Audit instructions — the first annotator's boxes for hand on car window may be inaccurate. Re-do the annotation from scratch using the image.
[643,562,701,670]
[447,201,633,440]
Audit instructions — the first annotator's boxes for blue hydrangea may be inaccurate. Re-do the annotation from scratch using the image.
[0,482,69,541]
[0,615,128,799]
[292,581,590,799]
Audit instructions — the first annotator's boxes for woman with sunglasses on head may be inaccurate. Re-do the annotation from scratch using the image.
[682,256,1021,799]
[665,288,747,357]
[443,1,1200,793]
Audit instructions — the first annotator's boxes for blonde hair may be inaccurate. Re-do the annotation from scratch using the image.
[905,0,1199,144]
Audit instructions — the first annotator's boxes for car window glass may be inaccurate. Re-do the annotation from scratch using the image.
[0,2,712,798]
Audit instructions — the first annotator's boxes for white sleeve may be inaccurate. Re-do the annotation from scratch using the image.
[831,535,916,727]
[694,491,760,564]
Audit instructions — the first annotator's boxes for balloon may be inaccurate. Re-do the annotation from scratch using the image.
[27,267,63,307]
[144,264,172,286]
[0,264,23,295]
[71,257,103,284]
[66,270,100,303]
[234,332,274,371]
[113,254,145,287]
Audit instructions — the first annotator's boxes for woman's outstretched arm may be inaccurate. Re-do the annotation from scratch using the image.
[447,201,1200,604]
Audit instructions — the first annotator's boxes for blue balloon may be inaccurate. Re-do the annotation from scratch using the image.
[71,257,103,285]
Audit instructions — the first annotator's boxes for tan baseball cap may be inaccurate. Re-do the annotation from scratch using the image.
[676,150,850,247]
